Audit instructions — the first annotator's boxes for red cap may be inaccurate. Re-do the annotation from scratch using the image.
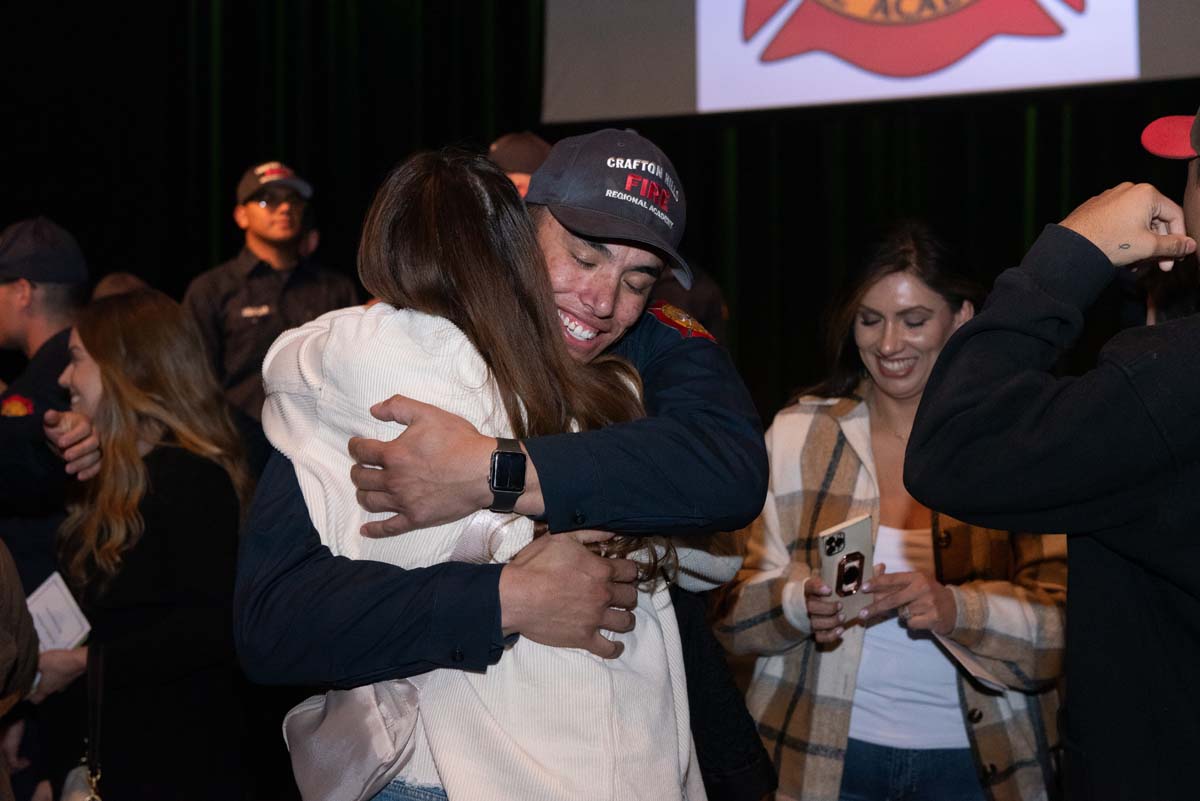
[1141,108,1200,160]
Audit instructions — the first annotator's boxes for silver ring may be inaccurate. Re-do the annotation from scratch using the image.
[898,604,912,622]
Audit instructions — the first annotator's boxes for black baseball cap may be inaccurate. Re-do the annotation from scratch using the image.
[526,129,692,289]
[236,161,314,205]
[0,217,88,284]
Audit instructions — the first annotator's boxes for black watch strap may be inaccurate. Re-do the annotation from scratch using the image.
[488,437,526,513]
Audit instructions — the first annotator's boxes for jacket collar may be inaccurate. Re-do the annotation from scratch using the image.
[798,381,876,492]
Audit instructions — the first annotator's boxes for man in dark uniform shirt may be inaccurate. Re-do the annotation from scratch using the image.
[0,217,91,593]
[237,132,775,800]
[184,161,359,429]
[0,218,94,801]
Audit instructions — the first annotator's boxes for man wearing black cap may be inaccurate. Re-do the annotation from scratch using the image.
[236,131,775,799]
[184,161,358,430]
[0,217,93,593]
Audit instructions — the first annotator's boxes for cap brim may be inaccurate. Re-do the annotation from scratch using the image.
[239,177,314,204]
[1141,115,1197,159]
[543,204,693,290]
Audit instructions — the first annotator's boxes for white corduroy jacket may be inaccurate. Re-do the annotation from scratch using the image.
[262,304,704,801]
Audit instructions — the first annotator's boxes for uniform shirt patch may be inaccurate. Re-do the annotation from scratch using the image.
[1,394,35,417]
[647,301,716,342]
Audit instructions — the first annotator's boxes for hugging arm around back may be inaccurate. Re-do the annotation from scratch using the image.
[234,314,768,686]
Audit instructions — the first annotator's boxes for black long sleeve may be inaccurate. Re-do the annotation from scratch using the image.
[906,224,1200,533]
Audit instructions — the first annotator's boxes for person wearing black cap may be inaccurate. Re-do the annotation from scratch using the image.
[183,161,358,432]
[0,217,93,801]
[0,217,93,593]
[235,130,775,800]
[904,176,1198,800]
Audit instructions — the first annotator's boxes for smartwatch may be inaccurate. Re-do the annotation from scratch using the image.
[488,437,526,513]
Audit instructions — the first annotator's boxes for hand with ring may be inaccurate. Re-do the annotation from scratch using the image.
[859,566,956,635]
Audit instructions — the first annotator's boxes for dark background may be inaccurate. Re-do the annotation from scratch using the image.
[3,0,1197,422]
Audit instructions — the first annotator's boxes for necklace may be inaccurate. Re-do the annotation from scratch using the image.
[868,405,912,443]
[865,387,915,443]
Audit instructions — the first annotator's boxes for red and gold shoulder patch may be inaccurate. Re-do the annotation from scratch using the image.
[1,394,35,417]
[647,301,716,343]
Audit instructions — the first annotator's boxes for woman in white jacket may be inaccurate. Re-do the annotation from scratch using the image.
[261,150,702,801]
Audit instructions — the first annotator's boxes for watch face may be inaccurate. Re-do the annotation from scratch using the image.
[490,450,527,493]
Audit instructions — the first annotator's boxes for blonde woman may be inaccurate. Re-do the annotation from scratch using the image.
[33,289,251,799]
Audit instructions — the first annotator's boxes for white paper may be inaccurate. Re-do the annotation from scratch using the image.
[934,632,1006,693]
[27,572,90,652]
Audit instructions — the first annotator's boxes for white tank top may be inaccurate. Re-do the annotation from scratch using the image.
[847,524,970,749]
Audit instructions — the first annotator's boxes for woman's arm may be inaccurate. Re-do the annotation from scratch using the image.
[943,533,1067,690]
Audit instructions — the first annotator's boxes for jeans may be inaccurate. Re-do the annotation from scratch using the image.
[371,777,449,801]
[838,738,987,801]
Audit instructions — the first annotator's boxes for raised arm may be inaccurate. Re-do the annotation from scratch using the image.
[905,184,1199,533]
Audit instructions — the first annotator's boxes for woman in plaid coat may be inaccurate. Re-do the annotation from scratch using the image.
[715,223,1065,801]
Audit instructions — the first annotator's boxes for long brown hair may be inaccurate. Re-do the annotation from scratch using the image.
[59,290,252,590]
[359,150,668,579]
[359,149,644,437]
[803,221,985,400]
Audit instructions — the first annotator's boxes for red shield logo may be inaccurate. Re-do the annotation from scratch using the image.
[744,0,1087,78]
[0,394,35,417]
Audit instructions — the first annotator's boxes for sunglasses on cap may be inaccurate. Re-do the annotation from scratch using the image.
[248,188,307,211]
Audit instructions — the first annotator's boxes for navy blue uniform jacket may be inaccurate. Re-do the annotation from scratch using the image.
[234,304,768,687]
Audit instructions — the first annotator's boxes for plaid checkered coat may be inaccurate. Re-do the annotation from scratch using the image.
[714,394,1066,801]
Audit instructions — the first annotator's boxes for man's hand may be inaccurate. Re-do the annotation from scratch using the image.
[1060,182,1195,270]
[499,534,638,659]
[348,395,497,537]
[44,409,101,480]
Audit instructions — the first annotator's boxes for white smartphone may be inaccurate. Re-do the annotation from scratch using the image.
[818,514,874,619]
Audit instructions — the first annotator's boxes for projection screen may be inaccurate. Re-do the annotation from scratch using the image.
[542,0,1200,123]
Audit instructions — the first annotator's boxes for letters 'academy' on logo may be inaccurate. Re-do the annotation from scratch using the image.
[743,0,1087,78]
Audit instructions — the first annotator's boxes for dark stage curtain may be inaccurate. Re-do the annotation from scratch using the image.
[2,1,1197,420]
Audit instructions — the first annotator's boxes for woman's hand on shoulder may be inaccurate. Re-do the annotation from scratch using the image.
[30,646,88,703]
[859,568,956,635]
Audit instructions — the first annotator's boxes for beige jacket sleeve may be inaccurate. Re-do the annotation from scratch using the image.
[946,532,1067,690]
[714,416,817,655]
